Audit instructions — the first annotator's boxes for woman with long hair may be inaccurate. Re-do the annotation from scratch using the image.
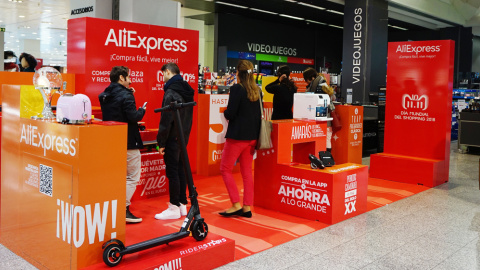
[265,65,297,120]
[219,60,262,218]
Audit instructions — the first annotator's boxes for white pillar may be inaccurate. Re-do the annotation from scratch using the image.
[0,30,4,71]
[119,0,180,28]
[21,39,41,60]
[70,0,113,20]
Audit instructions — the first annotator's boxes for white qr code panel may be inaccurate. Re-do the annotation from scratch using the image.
[39,164,53,196]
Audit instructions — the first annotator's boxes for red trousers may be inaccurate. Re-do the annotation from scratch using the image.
[220,138,256,205]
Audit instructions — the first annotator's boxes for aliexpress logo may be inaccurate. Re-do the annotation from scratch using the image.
[104,28,188,55]
[20,124,77,157]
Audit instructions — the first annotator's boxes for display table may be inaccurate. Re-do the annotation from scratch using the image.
[1,85,127,269]
[254,120,368,224]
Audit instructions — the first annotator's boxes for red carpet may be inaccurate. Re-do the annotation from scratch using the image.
[120,173,430,262]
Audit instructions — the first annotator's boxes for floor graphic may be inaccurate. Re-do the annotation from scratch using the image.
[115,173,430,264]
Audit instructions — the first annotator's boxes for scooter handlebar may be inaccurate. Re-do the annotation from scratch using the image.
[154,101,197,113]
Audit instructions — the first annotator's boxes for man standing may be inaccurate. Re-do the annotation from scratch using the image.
[99,66,146,223]
[155,62,194,220]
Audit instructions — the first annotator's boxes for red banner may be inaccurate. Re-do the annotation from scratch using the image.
[370,40,454,187]
[132,152,168,201]
[67,17,199,130]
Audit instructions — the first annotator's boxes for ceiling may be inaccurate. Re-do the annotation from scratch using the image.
[1,0,478,67]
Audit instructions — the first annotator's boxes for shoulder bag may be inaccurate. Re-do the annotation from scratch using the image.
[256,95,273,150]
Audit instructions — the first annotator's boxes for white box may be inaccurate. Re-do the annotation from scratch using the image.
[293,93,330,120]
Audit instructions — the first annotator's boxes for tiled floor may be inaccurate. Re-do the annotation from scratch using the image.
[1,142,479,270]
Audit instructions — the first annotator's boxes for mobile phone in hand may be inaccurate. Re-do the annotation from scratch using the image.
[142,102,147,109]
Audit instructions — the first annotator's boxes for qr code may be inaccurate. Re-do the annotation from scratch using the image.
[39,164,53,197]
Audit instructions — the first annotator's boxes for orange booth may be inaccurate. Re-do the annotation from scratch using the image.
[331,105,364,165]
[1,85,127,269]
[254,119,368,224]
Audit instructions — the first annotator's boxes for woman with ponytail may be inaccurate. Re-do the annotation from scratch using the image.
[265,65,297,120]
[219,60,262,218]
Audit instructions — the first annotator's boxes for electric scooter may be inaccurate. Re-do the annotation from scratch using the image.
[102,101,208,267]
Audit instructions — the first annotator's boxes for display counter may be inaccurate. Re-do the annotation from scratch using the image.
[1,85,127,269]
[254,119,368,224]
[458,112,480,149]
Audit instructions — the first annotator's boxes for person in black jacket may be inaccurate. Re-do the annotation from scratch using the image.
[219,60,261,218]
[265,65,297,120]
[99,66,146,223]
[155,62,195,220]
[19,52,37,72]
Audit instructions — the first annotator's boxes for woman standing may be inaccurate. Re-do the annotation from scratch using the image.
[219,60,262,218]
[19,52,37,72]
[265,65,297,120]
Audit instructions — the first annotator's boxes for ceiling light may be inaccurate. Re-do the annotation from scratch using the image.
[388,24,408,30]
[216,1,248,9]
[250,8,278,15]
[306,19,326,25]
[45,9,51,12]
[298,2,325,10]
[19,15,25,18]
[36,38,40,40]
[284,0,297,2]
[32,32,37,34]
[279,14,304,20]
[326,10,344,15]
[328,24,343,29]
[21,34,25,36]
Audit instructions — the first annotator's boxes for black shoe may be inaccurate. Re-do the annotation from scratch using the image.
[242,211,252,218]
[126,206,142,223]
[219,208,243,217]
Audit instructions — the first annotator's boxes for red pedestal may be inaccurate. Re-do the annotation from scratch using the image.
[254,120,368,224]
[331,105,363,165]
[369,40,454,187]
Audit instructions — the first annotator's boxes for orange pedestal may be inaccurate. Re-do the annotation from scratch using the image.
[331,105,363,165]
[1,85,127,269]
[254,120,368,224]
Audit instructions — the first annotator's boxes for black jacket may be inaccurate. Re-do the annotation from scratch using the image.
[98,82,146,149]
[265,79,297,120]
[157,75,195,148]
[224,84,262,140]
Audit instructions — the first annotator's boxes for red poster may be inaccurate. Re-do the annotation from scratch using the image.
[67,17,199,130]
[370,40,454,187]
[132,152,168,201]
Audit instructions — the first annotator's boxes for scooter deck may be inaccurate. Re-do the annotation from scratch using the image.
[121,231,190,255]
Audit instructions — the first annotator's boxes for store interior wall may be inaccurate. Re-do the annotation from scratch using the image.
[184,18,205,71]
[216,13,343,74]
[472,36,480,72]
[120,0,180,28]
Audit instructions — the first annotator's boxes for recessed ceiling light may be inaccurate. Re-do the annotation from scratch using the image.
[306,19,326,25]
[328,24,343,29]
[284,0,297,2]
[45,9,51,12]
[19,15,25,18]
[388,24,408,30]
[250,8,278,15]
[10,35,14,37]
[298,2,325,10]
[20,34,25,36]
[326,10,344,15]
[32,32,37,34]
[216,1,248,8]
[279,14,304,20]
[36,38,40,40]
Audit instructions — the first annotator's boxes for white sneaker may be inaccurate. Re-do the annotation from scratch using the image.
[155,203,181,220]
[180,203,188,216]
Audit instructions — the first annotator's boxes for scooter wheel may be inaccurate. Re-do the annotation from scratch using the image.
[191,220,209,241]
[310,162,318,169]
[103,243,123,267]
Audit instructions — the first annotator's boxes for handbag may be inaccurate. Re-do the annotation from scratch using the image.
[256,96,273,150]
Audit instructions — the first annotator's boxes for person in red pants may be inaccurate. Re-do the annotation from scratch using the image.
[219,60,262,218]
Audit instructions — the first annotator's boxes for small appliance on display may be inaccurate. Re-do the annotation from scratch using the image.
[56,93,92,124]
[293,93,331,120]
[318,151,335,167]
